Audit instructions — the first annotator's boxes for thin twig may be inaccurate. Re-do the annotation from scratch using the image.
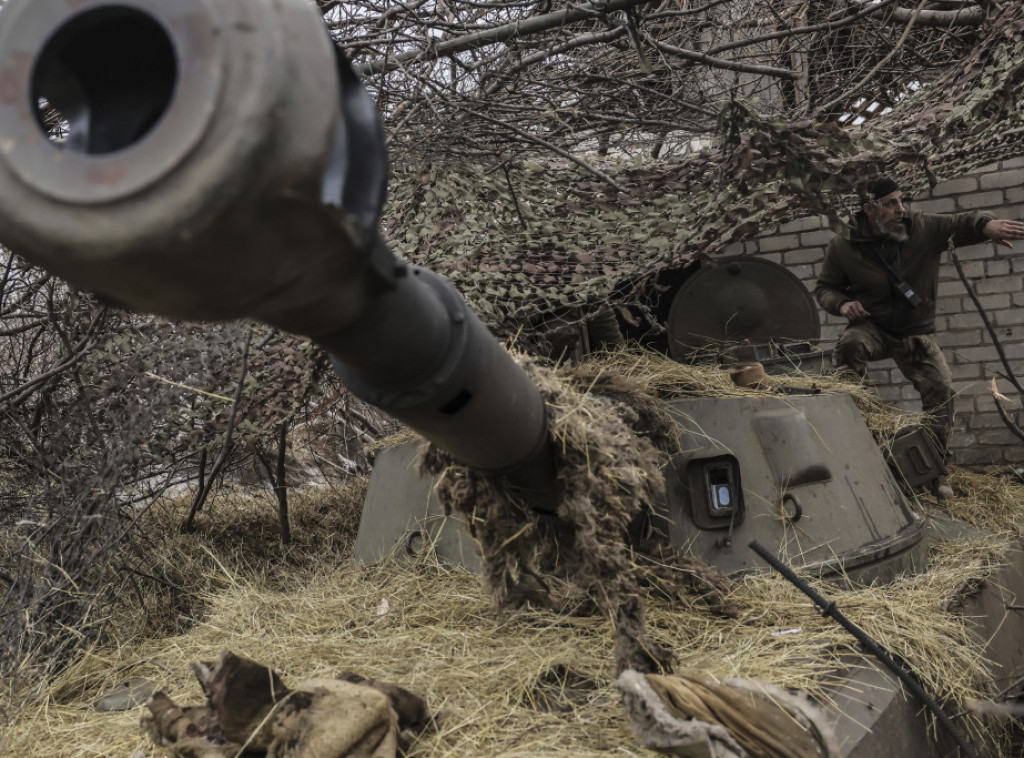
[990,378,1024,443]
[813,0,930,116]
[951,247,1024,396]
[503,163,529,230]
[461,107,627,193]
[143,372,233,402]
[184,326,255,530]
[648,39,796,78]
[0,309,105,406]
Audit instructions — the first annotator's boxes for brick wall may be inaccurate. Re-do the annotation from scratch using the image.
[727,158,1024,466]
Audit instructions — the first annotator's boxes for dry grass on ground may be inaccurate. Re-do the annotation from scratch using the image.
[2,481,1022,757]
[2,355,1023,757]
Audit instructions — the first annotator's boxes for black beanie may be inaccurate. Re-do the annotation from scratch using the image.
[868,176,900,200]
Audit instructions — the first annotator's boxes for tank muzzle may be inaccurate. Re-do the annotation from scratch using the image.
[0,0,389,338]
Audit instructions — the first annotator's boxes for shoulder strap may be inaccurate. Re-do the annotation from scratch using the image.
[861,242,922,307]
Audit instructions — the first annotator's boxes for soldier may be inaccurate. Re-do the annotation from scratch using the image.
[814,176,1024,499]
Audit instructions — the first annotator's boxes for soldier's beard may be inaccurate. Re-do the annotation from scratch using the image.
[868,212,908,243]
[885,225,909,243]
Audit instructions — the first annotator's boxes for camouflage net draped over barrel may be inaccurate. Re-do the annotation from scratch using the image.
[418,356,736,674]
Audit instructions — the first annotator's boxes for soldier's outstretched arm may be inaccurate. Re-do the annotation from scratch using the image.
[981,218,1024,248]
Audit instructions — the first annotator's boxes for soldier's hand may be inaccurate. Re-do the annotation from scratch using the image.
[839,300,870,322]
[982,218,1024,248]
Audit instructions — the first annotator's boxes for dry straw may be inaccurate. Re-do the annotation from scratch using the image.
[2,350,1022,757]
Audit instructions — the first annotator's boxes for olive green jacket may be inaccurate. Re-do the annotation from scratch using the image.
[814,210,991,337]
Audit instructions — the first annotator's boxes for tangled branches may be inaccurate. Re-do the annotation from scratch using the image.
[322,0,988,167]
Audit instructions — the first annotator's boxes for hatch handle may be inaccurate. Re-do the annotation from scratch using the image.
[781,492,803,523]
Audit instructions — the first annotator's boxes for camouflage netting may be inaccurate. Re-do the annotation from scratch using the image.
[379,2,1024,334]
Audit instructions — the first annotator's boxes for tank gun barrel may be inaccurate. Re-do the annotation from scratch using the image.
[0,0,552,487]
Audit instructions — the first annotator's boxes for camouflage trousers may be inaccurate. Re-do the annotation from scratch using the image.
[834,321,955,460]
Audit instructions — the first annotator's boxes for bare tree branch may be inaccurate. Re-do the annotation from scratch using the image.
[991,378,1024,443]
[951,247,1024,397]
[460,105,628,192]
[184,326,255,530]
[0,309,104,406]
[813,0,930,116]
[647,39,797,78]
[890,4,985,27]
[356,0,660,76]
[705,0,901,56]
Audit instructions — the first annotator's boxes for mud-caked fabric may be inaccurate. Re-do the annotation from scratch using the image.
[835,320,955,458]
